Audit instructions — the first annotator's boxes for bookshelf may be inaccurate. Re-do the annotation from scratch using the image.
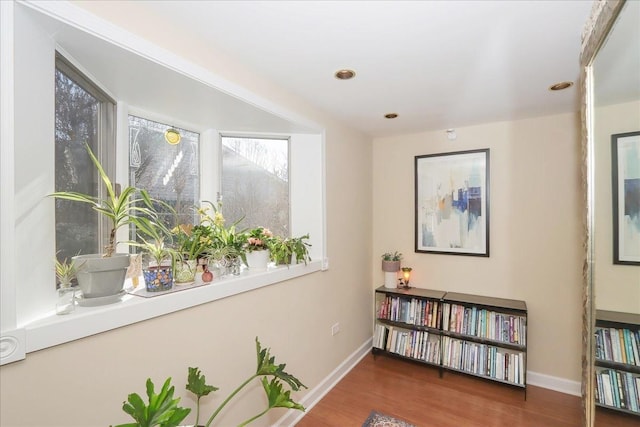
[373,286,528,394]
[594,310,640,416]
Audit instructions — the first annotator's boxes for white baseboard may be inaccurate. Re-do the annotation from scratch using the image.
[276,341,582,426]
[275,337,372,427]
[527,370,581,396]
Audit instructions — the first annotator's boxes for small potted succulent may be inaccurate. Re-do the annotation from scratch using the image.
[381,251,402,272]
[381,251,402,288]
[130,217,180,292]
[54,256,77,315]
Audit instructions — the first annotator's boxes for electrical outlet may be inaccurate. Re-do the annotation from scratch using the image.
[331,322,340,336]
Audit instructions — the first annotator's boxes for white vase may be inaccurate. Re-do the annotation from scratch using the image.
[384,271,398,288]
[245,249,270,270]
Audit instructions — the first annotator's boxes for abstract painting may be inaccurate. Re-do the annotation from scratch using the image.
[415,149,489,256]
[612,131,640,265]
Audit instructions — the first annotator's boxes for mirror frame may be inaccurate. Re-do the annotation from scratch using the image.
[580,1,626,426]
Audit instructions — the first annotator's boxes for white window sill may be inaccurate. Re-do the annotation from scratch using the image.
[24,261,322,354]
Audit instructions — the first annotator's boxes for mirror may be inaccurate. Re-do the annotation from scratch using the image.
[582,0,640,426]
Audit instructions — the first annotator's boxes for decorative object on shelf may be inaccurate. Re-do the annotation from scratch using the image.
[55,254,77,314]
[143,267,173,292]
[269,234,312,266]
[415,149,490,257]
[201,265,214,283]
[400,267,412,289]
[174,259,197,284]
[113,338,306,427]
[244,227,273,270]
[381,251,402,288]
[49,143,158,300]
[611,131,640,265]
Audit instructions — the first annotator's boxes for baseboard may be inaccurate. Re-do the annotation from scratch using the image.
[527,370,581,396]
[275,337,372,426]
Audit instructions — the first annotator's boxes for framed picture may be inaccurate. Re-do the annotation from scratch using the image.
[612,131,640,265]
[415,149,489,256]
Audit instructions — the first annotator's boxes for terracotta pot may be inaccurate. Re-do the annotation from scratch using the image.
[381,260,401,272]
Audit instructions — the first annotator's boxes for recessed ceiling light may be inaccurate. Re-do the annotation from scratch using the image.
[334,69,356,80]
[385,113,398,119]
[549,81,574,91]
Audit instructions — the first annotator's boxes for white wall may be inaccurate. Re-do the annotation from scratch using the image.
[372,112,584,382]
[0,3,372,426]
[594,100,640,313]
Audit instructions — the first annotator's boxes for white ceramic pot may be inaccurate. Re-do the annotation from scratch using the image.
[245,249,270,270]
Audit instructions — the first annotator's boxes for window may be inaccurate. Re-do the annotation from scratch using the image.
[221,136,289,236]
[54,54,116,262]
[128,116,200,230]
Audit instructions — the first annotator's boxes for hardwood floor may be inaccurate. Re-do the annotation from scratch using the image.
[296,353,639,427]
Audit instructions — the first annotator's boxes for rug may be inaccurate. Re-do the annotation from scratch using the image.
[362,410,416,427]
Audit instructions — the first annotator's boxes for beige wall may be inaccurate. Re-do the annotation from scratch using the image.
[372,112,584,381]
[0,4,373,427]
[594,100,640,313]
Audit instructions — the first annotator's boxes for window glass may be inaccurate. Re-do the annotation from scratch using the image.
[128,116,200,230]
[221,136,289,236]
[54,67,101,261]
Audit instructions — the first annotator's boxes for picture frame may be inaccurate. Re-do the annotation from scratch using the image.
[415,149,489,256]
[611,131,640,265]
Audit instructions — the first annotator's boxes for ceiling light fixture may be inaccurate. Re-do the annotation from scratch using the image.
[549,81,574,91]
[385,113,398,119]
[334,69,356,80]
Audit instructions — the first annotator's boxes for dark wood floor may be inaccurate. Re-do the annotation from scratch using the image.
[296,353,639,427]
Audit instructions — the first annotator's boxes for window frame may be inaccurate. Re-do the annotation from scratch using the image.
[54,52,117,259]
[0,1,327,366]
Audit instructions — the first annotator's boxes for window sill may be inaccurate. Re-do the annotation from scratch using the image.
[24,261,322,354]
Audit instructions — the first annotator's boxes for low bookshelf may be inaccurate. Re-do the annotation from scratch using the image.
[373,286,528,396]
[594,309,640,417]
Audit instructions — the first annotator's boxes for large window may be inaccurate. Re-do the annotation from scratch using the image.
[128,116,200,229]
[54,55,115,262]
[221,136,289,236]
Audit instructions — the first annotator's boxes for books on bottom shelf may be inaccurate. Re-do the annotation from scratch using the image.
[441,336,525,385]
[373,323,440,364]
[595,368,640,413]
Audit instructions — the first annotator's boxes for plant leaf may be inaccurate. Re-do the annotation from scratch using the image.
[115,377,190,427]
[261,377,305,411]
[255,337,306,391]
[186,367,219,398]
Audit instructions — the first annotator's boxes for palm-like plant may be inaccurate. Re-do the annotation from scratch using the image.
[49,143,157,257]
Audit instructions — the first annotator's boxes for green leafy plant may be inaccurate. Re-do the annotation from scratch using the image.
[49,143,157,257]
[129,217,180,269]
[268,234,311,266]
[381,251,402,262]
[113,338,306,427]
[54,255,77,288]
[117,377,191,427]
[244,227,273,253]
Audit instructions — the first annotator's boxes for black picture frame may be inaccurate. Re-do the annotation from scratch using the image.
[612,131,640,265]
[415,149,490,257]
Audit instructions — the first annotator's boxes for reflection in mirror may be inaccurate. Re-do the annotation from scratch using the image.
[591,0,640,425]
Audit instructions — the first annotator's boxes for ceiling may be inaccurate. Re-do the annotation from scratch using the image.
[120,0,595,138]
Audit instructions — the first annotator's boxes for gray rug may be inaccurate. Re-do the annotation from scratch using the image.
[362,410,416,427]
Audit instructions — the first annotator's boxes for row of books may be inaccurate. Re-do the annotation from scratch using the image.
[442,303,526,346]
[441,336,525,385]
[377,296,441,329]
[595,368,640,413]
[595,326,640,367]
[373,324,441,364]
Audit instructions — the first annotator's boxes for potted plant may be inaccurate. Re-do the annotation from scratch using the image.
[172,223,214,284]
[54,256,77,315]
[268,234,311,266]
[244,227,273,270]
[113,338,306,427]
[381,251,402,272]
[130,217,180,292]
[49,143,158,300]
[381,251,402,288]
